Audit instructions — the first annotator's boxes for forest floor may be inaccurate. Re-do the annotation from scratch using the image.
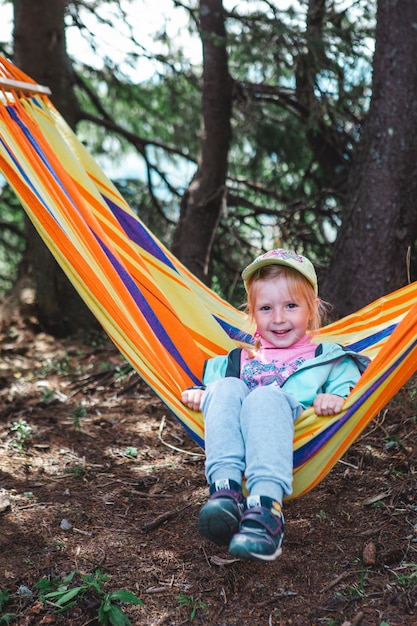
[1,320,417,626]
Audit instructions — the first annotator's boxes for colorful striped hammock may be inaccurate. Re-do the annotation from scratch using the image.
[1,56,416,499]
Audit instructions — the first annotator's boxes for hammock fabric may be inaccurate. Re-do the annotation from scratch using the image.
[0,56,416,499]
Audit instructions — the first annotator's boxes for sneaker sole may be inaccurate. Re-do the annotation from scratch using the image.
[229,544,282,561]
[198,507,240,546]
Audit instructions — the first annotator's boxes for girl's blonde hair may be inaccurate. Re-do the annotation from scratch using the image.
[245,265,329,343]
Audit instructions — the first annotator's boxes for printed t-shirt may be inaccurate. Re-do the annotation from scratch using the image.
[240,335,317,390]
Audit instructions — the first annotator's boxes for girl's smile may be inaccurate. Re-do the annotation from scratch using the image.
[252,275,315,348]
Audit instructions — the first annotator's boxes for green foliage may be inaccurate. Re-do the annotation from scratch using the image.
[10,419,32,452]
[62,0,376,301]
[98,589,143,626]
[35,354,79,377]
[40,388,55,403]
[321,619,343,626]
[176,594,206,622]
[0,556,143,626]
[64,464,86,478]
[113,363,134,381]
[0,589,9,612]
[37,569,107,611]
[35,570,142,625]
[99,361,134,381]
[390,562,417,593]
[0,588,15,624]
[335,567,367,601]
[123,446,138,458]
[0,183,25,296]
[71,404,88,429]
[2,0,403,306]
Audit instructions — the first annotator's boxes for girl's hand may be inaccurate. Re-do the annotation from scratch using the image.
[181,388,205,411]
[313,393,345,416]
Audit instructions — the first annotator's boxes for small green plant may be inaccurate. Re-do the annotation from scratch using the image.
[384,436,399,450]
[114,363,133,382]
[391,563,417,593]
[0,589,10,611]
[177,594,206,622]
[370,500,384,509]
[0,612,15,625]
[64,464,86,477]
[41,388,55,402]
[71,405,88,429]
[98,589,143,625]
[40,570,107,612]
[35,570,90,611]
[0,588,15,624]
[316,509,328,521]
[124,447,138,458]
[35,570,142,625]
[336,568,367,601]
[10,419,32,452]
[35,353,84,377]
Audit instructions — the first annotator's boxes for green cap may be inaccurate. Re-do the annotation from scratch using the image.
[241,248,318,295]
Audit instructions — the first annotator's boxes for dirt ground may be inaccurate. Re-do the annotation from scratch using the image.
[1,321,417,626]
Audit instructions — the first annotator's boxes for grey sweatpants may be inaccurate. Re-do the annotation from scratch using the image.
[201,378,304,503]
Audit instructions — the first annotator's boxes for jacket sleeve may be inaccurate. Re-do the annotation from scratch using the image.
[340,346,371,374]
[323,355,365,398]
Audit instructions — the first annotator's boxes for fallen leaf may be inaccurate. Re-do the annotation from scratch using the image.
[362,491,391,506]
[363,541,377,565]
[210,555,240,566]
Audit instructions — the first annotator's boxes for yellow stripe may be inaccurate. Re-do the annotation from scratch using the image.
[1,56,417,499]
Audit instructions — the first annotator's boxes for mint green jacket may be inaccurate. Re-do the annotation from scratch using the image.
[201,342,370,410]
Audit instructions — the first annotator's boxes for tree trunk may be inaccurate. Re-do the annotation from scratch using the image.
[171,0,233,283]
[13,0,100,336]
[321,0,417,316]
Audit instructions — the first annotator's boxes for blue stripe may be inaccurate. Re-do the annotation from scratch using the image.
[102,198,178,271]
[293,339,416,469]
[95,233,202,386]
[345,323,397,352]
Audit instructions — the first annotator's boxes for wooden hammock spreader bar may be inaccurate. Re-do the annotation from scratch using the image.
[0,77,51,95]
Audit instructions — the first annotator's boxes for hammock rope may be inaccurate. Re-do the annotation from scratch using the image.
[1,56,416,499]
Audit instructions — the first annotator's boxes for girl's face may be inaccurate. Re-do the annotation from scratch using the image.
[252,274,315,348]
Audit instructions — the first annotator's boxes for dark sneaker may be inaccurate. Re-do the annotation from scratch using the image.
[197,479,246,546]
[228,495,284,561]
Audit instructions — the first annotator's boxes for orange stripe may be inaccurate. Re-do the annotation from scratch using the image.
[2,62,417,502]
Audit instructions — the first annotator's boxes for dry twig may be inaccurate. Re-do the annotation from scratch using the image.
[141,503,192,532]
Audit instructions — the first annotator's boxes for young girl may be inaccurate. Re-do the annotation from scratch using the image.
[182,249,369,562]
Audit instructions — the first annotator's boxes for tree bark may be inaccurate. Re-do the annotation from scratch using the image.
[171,0,233,283]
[13,0,99,336]
[321,0,417,316]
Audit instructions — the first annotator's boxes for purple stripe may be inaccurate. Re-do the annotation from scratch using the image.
[4,105,80,222]
[293,340,416,469]
[95,234,202,386]
[98,197,252,345]
[102,198,177,271]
